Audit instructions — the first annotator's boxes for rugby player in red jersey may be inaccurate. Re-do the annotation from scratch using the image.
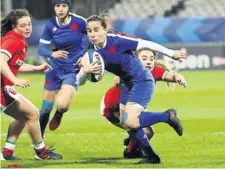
[1,9,62,160]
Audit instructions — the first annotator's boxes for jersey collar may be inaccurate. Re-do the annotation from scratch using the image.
[94,37,107,50]
[56,15,72,26]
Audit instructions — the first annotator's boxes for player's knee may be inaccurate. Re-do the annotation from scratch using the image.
[40,100,54,114]
[56,100,70,112]
[122,113,139,129]
[27,108,39,121]
[56,106,68,114]
[125,120,139,129]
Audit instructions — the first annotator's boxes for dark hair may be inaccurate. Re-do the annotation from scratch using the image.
[53,0,71,7]
[1,9,31,37]
[87,10,108,29]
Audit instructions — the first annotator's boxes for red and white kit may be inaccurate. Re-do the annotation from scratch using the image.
[0,31,27,111]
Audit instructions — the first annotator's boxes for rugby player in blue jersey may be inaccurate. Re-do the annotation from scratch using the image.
[38,0,99,137]
[85,14,187,164]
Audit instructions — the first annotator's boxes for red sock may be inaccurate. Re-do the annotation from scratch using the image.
[2,148,14,156]
[35,147,46,155]
[33,141,46,155]
[127,139,137,152]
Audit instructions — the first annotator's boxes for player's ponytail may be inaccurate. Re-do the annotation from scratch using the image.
[1,9,30,37]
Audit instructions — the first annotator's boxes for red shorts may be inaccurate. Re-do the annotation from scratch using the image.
[0,86,18,111]
[100,86,121,124]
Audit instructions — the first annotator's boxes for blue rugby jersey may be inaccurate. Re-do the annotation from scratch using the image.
[38,13,87,69]
[93,32,174,83]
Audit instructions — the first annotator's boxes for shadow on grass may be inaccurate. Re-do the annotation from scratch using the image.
[21,157,128,168]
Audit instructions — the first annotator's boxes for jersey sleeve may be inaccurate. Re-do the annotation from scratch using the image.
[0,39,21,59]
[137,39,174,57]
[39,21,52,44]
[109,33,139,51]
[151,66,168,81]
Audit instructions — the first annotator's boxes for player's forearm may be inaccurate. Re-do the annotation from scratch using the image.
[163,72,176,82]
[0,62,17,84]
[76,68,88,86]
[19,63,38,72]
[137,39,174,57]
[38,43,52,58]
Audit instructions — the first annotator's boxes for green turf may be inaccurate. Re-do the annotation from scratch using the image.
[1,71,225,168]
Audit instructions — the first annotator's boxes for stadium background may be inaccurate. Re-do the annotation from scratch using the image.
[1,0,225,168]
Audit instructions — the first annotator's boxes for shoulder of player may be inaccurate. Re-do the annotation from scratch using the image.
[45,17,55,26]
[152,65,166,72]
[107,32,138,42]
[69,13,86,23]
[1,34,23,47]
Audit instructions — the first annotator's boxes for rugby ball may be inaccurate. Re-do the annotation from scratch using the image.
[82,49,105,82]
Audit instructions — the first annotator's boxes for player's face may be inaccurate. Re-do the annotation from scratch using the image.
[14,16,32,38]
[138,50,155,71]
[87,21,107,46]
[54,3,69,19]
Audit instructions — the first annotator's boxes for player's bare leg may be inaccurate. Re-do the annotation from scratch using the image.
[49,85,76,131]
[2,95,63,160]
[1,117,25,160]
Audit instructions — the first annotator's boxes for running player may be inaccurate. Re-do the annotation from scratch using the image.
[1,9,62,160]
[84,14,187,164]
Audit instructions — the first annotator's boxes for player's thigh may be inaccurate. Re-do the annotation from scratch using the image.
[125,102,143,123]
[127,80,155,109]
[56,84,77,106]
[4,95,39,121]
[43,90,57,103]
[124,80,154,123]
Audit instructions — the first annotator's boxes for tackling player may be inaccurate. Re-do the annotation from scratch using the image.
[100,48,187,158]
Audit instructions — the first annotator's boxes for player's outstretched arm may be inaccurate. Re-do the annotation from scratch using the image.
[19,63,52,73]
[136,39,187,61]
[163,72,187,88]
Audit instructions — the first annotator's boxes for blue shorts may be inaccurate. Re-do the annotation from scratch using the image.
[120,80,155,109]
[44,69,78,91]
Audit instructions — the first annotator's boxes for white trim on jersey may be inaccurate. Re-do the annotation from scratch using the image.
[0,49,12,58]
[40,39,51,44]
[94,38,107,50]
[137,39,174,57]
[69,13,87,22]
[56,15,72,26]
[162,71,169,80]
[107,33,139,42]
[76,68,88,86]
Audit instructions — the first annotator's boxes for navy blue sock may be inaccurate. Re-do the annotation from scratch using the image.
[139,111,169,128]
[129,129,157,157]
[39,100,54,137]
[39,111,50,137]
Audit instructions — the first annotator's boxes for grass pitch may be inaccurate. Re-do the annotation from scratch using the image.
[1,71,225,168]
